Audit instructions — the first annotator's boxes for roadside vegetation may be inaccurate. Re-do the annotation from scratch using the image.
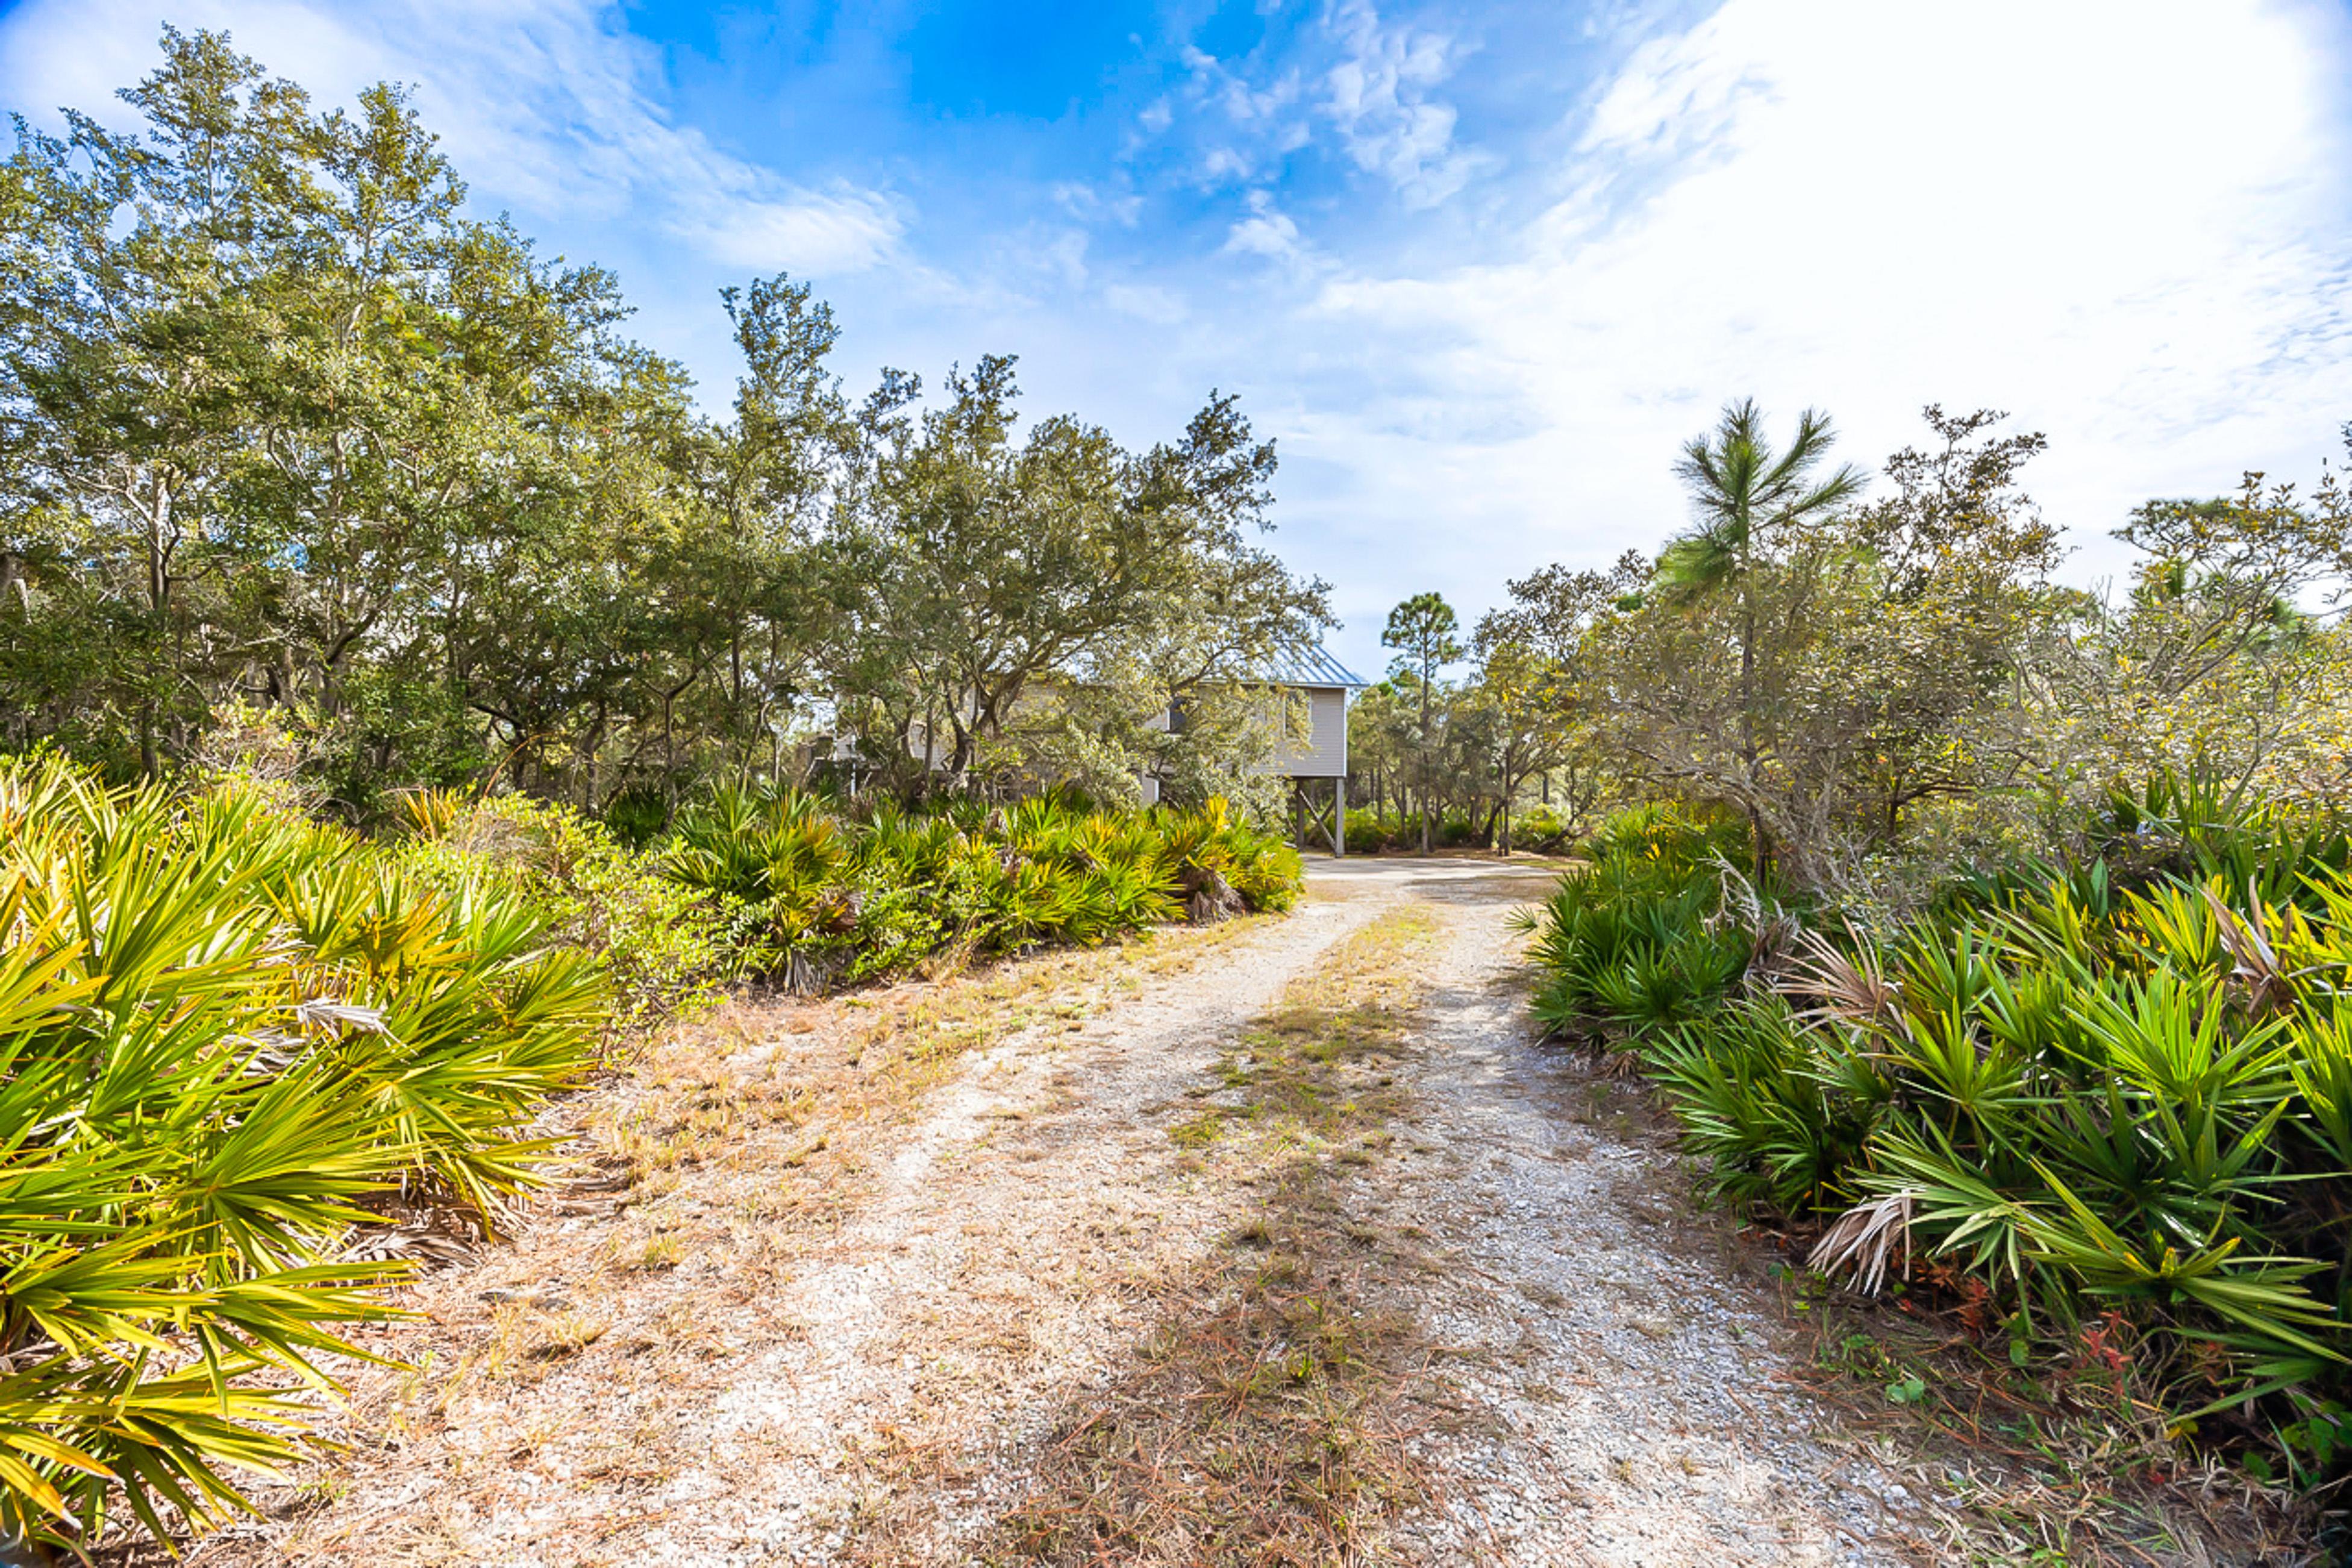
[0,754,1301,1557]
[667,785,1300,992]
[1501,397,2352,1543]
[0,754,618,1552]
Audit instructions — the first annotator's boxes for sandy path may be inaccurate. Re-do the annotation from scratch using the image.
[1330,858,1909,1566]
[192,859,1916,1567]
[654,884,1389,1563]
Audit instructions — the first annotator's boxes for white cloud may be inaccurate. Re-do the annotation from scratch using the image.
[1202,146,1257,182]
[1051,181,1144,227]
[0,0,909,277]
[1270,0,2352,634]
[1172,37,1311,174]
[682,187,905,274]
[1183,44,1301,128]
[1222,189,1306,261]
[1319,0,1494,207]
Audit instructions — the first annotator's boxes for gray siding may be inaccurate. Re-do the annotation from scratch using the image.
[1274,686,1348,778]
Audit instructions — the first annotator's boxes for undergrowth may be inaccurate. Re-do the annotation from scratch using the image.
[0,756,619,1557]
[665,785,1303,990]
[1775,1272,2309,1564]
[1518,780,2352,1552]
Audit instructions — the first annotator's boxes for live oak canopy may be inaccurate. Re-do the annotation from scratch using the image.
[0,28,1333,817]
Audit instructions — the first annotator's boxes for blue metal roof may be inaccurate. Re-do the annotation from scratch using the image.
[1256,645,1369,689]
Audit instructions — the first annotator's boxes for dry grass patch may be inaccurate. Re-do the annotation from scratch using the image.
[988,904,1447,1567]
[1774,1278,2321,1566]
[177,914,1277,1568]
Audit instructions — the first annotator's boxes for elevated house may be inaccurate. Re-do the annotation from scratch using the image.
[1141,646,1366,852]
[850,645,1368,852]
[1257,646,1368,856]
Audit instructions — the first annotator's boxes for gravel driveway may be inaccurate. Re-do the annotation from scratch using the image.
[192,857,1918,1567]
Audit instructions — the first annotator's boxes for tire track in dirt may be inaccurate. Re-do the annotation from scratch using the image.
[661,884,1392,1564]
[1352,860,1916,1566]
[184,891,1384,1568]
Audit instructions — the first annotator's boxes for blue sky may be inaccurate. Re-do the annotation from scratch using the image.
[5,0,2351,679]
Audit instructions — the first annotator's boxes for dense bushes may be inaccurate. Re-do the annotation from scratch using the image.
[399,790,732,1046]
[0,757,613,1551]
[0,754,1303,1551]
[1524,788,2352,1485]
[666,786,1303,990]
[1340,803,1577,855]
[1521,805,1758,1039]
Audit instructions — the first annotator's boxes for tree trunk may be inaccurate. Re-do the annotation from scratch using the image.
[1738,540,1768,887]
[1418,673,1433,855]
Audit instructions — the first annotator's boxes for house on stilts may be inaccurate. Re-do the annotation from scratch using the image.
[850,645,1368,852]
[1260,646,1367,857]
[1132,646,1366,852]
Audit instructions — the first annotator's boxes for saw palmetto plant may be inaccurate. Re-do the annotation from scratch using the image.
[665,784,1300,989]
[0,757,607,1554]
[1525,787,2352,1481]
[1516,805,1757,1043]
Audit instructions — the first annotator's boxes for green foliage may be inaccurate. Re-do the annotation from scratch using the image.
[666,785,1301,989]
[1484,403,2352,905]
[1648,999,1885,1213]
[0,755,607,1552]
[1525,782,2352,1484]
[1510,805,1581,854]
[398,791,730,1048]
[0,30,1332,815]
[2085,767,2352,904]
[1517,805,1756,1042]
[1336,803,1581,856]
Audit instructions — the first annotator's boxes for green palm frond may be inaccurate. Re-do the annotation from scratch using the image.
[0,754,605,1552]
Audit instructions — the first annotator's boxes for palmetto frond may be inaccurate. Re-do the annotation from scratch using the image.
[1810,1190,1914,1296]
[1780,924,1908,1040]
[1525,783,2352,1432]
[663,785,1298,980]
[0,755,608,1552]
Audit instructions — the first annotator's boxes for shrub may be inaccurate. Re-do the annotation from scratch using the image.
[665,785,1303,989]
[1518,804,1760,1043]
[1648,999,1886,1213]
[1512,804,1579,854]
[0,757,608,1553]
[399,791,730,1048]
[1523,784,2352,1484]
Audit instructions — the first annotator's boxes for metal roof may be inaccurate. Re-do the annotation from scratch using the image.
[1256,645,1369,689]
